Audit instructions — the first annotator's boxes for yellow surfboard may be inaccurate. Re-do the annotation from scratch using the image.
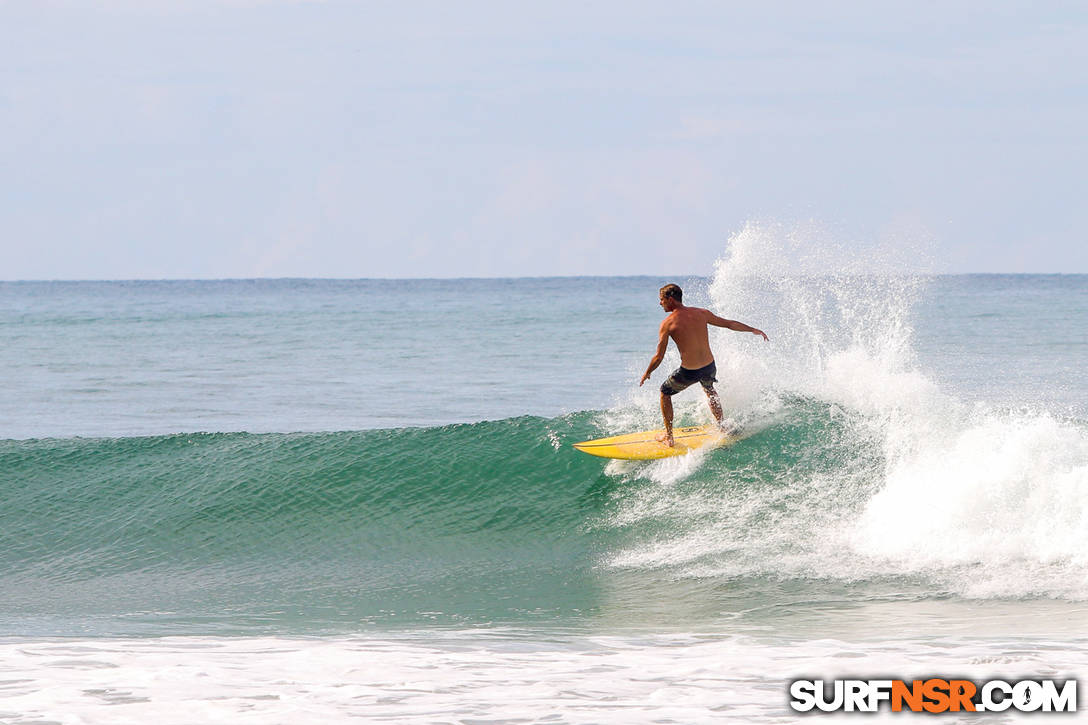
[573,425,740,460]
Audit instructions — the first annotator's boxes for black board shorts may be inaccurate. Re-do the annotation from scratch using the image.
[660,361,717,396]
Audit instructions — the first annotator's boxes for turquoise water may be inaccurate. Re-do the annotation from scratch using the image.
[1,401,898,636]
[2,261,1087,720]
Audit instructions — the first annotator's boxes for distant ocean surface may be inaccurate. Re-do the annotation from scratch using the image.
[2,240,1087,720]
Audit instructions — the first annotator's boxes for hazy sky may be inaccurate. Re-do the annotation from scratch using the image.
[2,1,1086,279]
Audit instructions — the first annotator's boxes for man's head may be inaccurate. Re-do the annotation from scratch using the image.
[659,283,682,311]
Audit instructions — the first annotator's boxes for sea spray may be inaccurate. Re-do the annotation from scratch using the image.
[600,223,1088,601]
[2,271,1086,641]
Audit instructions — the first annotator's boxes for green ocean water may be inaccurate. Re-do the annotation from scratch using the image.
[3,256,1088,723]
[0,400,860,634]
[1,416,600,633]
[2,264,1087,641]
[4,391,1087,638]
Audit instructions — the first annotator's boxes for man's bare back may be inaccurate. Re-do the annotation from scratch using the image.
[661,306,718,369]
[639,284,768,446]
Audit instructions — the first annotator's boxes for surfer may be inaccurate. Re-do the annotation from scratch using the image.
[639,283,768,446]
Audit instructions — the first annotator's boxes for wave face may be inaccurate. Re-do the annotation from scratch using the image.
[3,397,1087,636]
[0,418,611,634]
[3,229,1086,636]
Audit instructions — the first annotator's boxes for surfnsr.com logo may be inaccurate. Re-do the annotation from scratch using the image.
[789,678,1077,713]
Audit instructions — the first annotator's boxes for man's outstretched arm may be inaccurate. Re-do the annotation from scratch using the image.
[707,312,769,341]
[639,323,670,385]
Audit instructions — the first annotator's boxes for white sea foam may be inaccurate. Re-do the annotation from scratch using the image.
[605,222,1088,600]
[1,632,1084,724]
[853,409,1088,598]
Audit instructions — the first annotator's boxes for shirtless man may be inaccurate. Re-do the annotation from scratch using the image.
[639,283,768,446]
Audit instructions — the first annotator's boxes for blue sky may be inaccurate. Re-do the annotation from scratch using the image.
[2,1,1086,279]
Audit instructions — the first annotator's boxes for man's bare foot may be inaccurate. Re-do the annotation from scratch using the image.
[655,431,675,447]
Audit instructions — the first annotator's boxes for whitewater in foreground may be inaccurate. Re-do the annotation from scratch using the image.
[2,228,1086,722]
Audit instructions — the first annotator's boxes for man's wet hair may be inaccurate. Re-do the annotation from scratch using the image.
[659,284,683,302]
